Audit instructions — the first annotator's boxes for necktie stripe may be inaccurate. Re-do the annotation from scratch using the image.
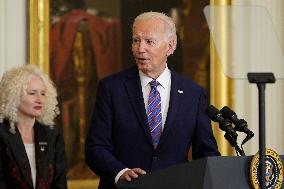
[151,130,162,142]
[150,121,162,132]
[148,112,162,127]
[147,101,161,117]
[148,104,161,117]
[148,93,159,106]
[147,80,162,149]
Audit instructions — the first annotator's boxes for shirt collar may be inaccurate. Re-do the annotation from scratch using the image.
[139,66,171,89]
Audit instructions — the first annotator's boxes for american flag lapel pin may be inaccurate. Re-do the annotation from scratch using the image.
[177,90,183,94]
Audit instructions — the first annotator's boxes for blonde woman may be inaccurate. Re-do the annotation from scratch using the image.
[0,64,67,189]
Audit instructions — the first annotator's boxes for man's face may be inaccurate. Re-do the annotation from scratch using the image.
[132,19,173,78]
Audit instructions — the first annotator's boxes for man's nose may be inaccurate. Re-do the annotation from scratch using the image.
[137,41,146,52]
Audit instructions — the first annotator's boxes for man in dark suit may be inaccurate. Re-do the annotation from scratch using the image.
[85,11,220,189]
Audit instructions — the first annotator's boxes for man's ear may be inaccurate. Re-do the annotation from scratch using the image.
[166,38,175,56]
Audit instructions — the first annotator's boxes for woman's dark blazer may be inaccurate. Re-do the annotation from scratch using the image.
[0,120,67,189]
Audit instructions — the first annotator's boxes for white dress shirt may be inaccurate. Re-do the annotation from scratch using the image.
[24,143,37,187]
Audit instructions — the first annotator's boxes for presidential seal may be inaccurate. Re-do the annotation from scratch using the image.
[250,149,283,189]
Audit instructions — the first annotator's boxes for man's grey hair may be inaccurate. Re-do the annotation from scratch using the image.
[133,11,177,52]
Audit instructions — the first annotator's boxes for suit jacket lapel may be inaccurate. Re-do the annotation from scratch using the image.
[8,125,34,188]
[158,71,182,148]
[34,121,49,183]
[124,67,153,144]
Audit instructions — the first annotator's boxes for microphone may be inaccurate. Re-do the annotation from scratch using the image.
[206,105,237,139]
[221,106,254,145]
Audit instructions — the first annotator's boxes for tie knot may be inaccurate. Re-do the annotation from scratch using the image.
[149,80,159,88]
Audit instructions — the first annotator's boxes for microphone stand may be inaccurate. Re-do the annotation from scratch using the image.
[247,72,276,189]
[224,133,245,156]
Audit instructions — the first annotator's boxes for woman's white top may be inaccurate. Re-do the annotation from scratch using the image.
[24,143,36,187]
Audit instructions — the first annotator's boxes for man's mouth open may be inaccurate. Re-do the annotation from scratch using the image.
[137,58,149,64]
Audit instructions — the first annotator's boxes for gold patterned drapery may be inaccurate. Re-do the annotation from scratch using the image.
[210,0,234,156]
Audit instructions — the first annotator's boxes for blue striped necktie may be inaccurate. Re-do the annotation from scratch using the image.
[147,80,162,149]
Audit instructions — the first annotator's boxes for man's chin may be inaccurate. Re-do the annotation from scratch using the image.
[137,64,148,71]
[139,68,150,74]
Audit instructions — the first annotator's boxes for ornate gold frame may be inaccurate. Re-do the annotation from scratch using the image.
[28,0,50,74]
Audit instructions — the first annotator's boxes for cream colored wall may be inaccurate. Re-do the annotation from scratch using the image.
[0,0,26,77]
[233,0,284,155]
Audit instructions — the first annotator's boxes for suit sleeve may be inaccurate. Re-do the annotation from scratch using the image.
[85,80,126,182]
[51,129,68,189]
[192,89,221,159]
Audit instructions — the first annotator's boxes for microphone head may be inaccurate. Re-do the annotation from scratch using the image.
[206,105,223,122]
[207,105,238,138]
[220,106,236,119]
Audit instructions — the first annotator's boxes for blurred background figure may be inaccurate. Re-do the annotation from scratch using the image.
[50,0,122,179]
